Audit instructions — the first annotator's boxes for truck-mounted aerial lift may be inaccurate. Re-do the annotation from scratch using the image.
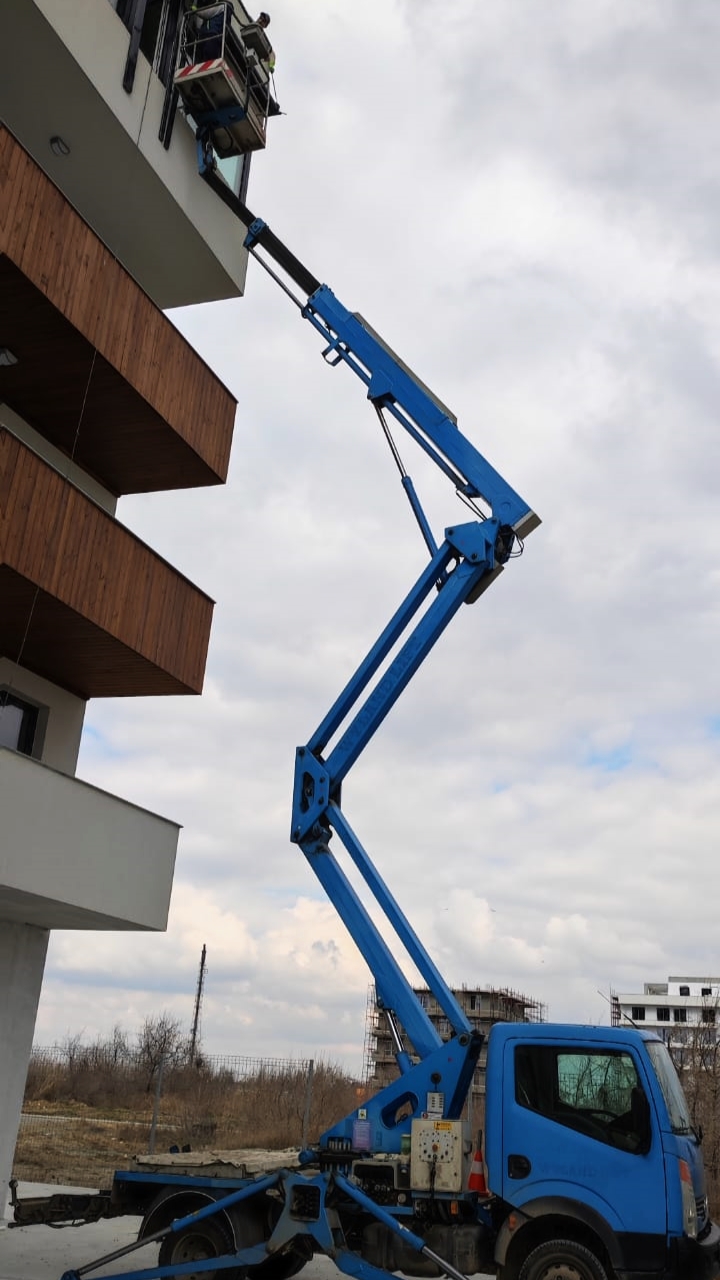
[12,8,720,1280]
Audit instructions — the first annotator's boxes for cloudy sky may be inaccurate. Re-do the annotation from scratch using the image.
[35,0,720,1074]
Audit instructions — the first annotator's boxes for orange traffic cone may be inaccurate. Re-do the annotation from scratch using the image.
[468,1145,488,1196]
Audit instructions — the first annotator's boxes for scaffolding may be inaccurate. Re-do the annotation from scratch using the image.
[610,989,621,1027]
[364,982,546,1099]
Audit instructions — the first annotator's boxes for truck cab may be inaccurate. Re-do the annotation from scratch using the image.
[485,1023,720,1280]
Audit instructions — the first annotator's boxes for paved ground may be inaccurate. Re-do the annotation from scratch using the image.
[0,1184,338,1280]
[0,1184,153,1278]
[0,1184,162,1279]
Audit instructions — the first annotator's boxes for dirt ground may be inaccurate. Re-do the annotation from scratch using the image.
[14,1113,300,1191]
[13,1115,153,1189]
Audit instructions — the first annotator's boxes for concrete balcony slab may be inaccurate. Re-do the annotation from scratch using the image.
[0,747,179,930]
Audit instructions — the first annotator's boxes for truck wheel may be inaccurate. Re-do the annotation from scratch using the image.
[518,1239,608,1280]
[158,1217,242,1280]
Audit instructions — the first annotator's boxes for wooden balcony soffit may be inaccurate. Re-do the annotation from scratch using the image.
[0,126,237,496]
[0,430,214,697]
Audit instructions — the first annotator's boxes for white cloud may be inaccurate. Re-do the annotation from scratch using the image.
[34,1,720,1074]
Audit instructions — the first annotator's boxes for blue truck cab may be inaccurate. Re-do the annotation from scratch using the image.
[485,1023,720,1280]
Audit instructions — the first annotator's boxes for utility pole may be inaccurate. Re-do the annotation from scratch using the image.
[189,943,207,1066]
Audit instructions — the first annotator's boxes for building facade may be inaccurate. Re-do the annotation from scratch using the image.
[611,977,720,1046]
[0,0,258,1217]
[365,984,545,1115]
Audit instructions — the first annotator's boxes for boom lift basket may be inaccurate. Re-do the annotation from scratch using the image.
[174,3,277,156]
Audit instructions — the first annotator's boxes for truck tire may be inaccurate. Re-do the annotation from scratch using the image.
[157,1216,242,1280]
[518,1238,608,1280]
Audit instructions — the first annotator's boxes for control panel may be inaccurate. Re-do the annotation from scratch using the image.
[410,1119,471,1193]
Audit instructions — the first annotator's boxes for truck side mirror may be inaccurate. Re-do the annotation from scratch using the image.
[631,1087,652,1152]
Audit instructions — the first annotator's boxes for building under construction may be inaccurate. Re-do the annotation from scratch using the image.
[364,983,545,1116]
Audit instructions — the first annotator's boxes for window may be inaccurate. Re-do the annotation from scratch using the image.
[0,691,39,756]
[469,994,477,1011]
[673,1008,687,1023]
[116,0,168,72]
[514,1045,649,1154]
[679,986,690,997]
[217,153,253,201]
[657,1007,670,1022]
[702,988,712,997]
[645,1041,694,1136]
[113,0,253,198]
[701,1008,716,1024]
[631,1007,646,1021]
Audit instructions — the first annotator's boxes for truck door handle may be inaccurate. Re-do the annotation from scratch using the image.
[508,1154,531,1179]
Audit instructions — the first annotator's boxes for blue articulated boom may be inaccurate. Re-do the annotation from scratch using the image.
[238,215,541,1157]
[56,187,539,1280]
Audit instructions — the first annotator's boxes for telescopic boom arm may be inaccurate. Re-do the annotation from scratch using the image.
[202,168,540,1151]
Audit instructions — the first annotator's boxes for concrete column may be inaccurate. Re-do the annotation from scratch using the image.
[0,922,49,1226]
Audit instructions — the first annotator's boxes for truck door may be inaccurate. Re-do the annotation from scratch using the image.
[501,1038,667,1237]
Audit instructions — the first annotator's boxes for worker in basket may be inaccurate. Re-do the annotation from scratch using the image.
[241,11,280,115]
[187,4,275,74]
[187,2,226,60]
[255,12,276,74]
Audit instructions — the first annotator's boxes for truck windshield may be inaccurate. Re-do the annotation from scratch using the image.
[645,1041,694,1135]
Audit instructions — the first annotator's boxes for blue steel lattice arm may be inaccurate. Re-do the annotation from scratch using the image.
[236,212,540,1150]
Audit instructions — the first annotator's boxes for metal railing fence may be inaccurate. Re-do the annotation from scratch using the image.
[14,1047,335,1189]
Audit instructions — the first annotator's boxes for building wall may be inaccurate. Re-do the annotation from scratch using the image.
[2,0,251,306]
[612,976,720,1045]
[0,924,50,1221]
[0,122,235,922]
[366,984,546,1104]
[0,657,86,775]
[0,0,245,1210]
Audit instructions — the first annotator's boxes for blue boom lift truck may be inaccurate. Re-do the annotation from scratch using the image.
[12,9,720,1279]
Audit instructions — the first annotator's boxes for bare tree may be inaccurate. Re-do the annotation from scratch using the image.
[108,1024,131,1066]
[136,1013,189,1091]
[667,995,720,1209]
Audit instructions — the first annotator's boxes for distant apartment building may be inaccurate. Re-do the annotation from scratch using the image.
[611,977,720,1046]
[365,984,545,1111]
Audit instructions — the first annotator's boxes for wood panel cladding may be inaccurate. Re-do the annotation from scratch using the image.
[0,430,213,696]
[0,126,237,494]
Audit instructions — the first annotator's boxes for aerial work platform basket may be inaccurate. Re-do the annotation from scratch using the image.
[174,2,278,158]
